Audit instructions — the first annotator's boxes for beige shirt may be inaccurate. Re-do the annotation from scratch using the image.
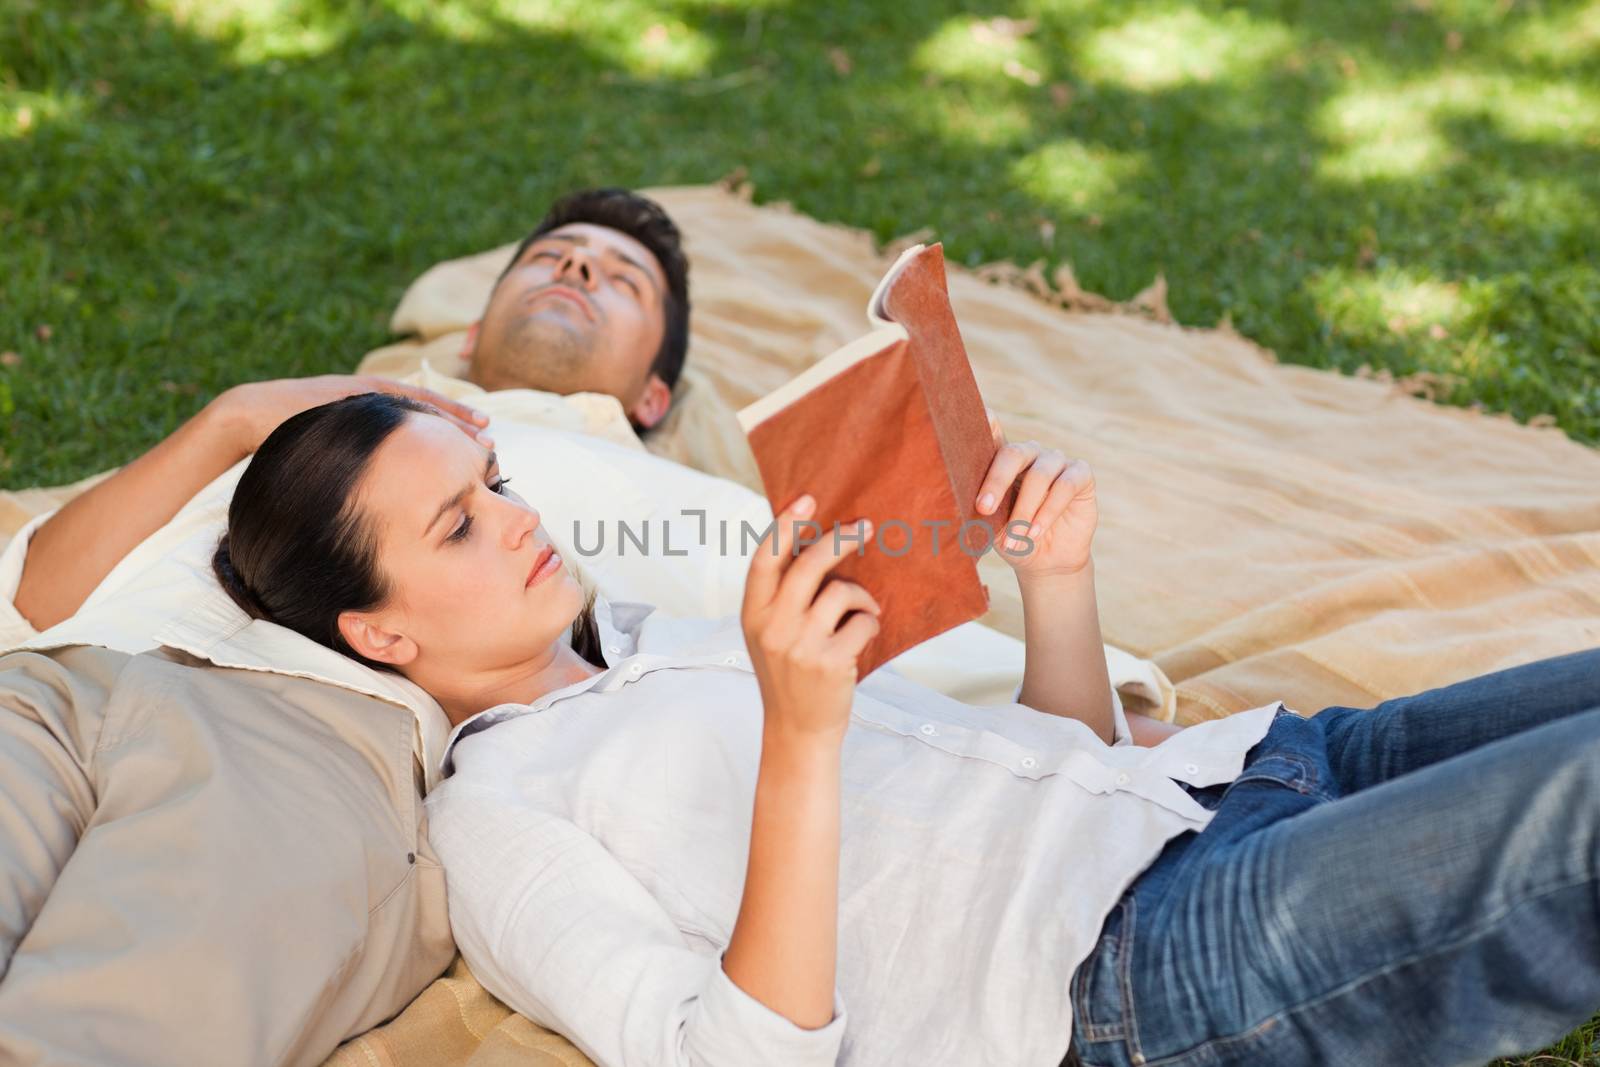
[0,641,454,1066]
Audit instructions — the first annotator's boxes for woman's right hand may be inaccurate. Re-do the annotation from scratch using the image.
[741,494,881,746]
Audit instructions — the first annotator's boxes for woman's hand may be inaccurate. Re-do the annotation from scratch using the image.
[975,413,1097,581]
[741,494,881,745]
[210,374,492,458]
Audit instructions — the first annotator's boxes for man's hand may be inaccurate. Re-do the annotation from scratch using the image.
[973,412,1097,580]
[211,375,492,458]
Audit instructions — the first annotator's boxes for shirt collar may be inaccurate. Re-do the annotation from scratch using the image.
[437,593,648,779]
[148,588,455,792]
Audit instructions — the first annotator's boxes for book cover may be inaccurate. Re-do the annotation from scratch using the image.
[736,243,1019,676]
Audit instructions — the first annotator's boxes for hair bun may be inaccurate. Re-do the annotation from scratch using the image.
[211,535,268,620]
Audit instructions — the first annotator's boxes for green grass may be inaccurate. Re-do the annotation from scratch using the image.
[0,0,1596,1060]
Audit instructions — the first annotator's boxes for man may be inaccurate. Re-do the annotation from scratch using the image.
[8,187,688,636]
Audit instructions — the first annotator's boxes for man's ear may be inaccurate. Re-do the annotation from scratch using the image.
[459,321,482,362]
[628,374,673,430]
[338,611,419,668]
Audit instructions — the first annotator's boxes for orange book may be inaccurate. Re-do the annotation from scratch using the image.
[736,243,1019,677]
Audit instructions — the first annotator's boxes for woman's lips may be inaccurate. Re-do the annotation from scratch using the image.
[526,545,562,588]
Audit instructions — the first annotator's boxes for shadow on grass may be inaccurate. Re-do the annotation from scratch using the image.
[2,0,1597,487]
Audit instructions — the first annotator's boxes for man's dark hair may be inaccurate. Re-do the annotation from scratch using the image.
[499,187,691,394]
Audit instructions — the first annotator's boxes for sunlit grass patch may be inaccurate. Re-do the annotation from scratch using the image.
[149,0,717,74]
[1319,72,1600,182]
[1505,0,1600,67]
[927,93,1035,148]
[1311,267,1472,344]
[913,15,1050,88]
[148,0,348,60]
[1012,140,1148,216]
[1077,7,1296,91]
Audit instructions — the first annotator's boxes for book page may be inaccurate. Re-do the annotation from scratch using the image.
[866,242,927,327]
[735,323,908,432]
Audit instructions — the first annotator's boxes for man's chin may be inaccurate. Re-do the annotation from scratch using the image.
[475,317,593,393]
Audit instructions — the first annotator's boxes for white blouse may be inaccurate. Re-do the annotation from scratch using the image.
[426,597,1281,1067]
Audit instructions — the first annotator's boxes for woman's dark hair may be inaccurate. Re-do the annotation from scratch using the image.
[212,391,605,673]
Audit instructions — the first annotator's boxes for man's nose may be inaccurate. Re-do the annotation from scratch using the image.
[556,248,597,289]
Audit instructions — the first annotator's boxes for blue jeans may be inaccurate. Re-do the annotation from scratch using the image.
[1065,649,1600,1067]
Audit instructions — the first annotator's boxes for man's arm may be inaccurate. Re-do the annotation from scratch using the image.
[12,377,489,633]
[13,401,250,632]
[1015,559,1117,745]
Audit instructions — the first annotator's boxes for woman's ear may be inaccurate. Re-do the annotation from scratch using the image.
[338,611,419,667]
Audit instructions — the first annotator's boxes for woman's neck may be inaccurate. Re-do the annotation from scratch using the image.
[425,642,604,727]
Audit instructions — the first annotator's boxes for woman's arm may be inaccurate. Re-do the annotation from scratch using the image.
[729,494,879,1030]
[972,420,1122,743]
[723,730,845,1029]
[1015,560,1117,745]
[12,376,488,632]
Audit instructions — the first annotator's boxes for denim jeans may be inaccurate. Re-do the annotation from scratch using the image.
[1065,648,1600,1067]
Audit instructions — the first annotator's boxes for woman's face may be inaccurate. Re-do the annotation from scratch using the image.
[347,411,586,678]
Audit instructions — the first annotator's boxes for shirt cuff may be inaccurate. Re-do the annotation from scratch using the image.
[1011,680,1134,747]
[0,509,55,651]
[687,961,847,1066]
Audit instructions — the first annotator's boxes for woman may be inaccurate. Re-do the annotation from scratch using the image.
[214,392,1600,1067]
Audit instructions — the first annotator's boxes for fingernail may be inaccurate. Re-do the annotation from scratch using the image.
[978,493,995,513]
[794,494,815,516]
[472,410,489,425]
[1027,523,1040,540]
[476,433,495,448]
[859,519,872,536]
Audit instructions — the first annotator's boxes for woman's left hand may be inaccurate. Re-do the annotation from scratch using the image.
[974,413,1097,580]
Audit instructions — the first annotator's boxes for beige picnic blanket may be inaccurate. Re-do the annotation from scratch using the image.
[4,183,1597,1067]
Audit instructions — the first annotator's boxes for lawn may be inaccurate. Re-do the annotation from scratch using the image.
[2,0,1597,1061]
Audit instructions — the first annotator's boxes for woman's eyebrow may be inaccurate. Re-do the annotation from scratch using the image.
[423,453,498,537]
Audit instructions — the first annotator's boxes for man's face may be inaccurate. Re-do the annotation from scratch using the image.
[469,223,670,419]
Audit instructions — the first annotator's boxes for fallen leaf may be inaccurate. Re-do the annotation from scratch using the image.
[828,47,852,76]
[970,17,1037,44]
